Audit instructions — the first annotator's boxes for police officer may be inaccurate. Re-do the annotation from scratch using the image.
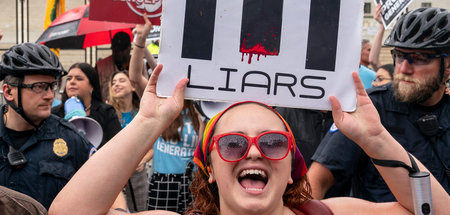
[0,43,93,209]
[308,7,450,202]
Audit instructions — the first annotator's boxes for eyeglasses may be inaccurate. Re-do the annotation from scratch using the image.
[210,131,293,162]
[8,81,58,94]
[390,49,445,66]
[373,77,392,83]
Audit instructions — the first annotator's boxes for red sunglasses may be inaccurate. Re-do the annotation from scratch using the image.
[209,131,293,162]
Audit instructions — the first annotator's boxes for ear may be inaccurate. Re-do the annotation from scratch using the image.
[2,84,14,101]
[288,175,293,185]
[207,166,216,184]
[445,57,450,80]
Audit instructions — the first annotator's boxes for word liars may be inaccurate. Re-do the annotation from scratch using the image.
[187,65,326,99]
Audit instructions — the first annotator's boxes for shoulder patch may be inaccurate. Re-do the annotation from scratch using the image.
[329,123,339,133]
[88,146,97,158]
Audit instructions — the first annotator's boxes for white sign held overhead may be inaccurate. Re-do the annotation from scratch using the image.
[158,0,363,111]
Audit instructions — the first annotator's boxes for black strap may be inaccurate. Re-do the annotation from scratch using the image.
[371,152,419,174]
[429,136,450,183]
[4,77,39,128]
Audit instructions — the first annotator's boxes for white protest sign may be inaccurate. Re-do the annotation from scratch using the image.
[374,0,413,29]
[158,0,363,111]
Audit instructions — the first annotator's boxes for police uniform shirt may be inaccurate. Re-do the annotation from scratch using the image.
[0,105,93,209]
[312,83,450,202]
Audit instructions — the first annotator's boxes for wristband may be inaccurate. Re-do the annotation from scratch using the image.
[371,152,420,174]
[134,43,145,48]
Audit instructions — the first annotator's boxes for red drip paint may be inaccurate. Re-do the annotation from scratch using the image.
[240,37,279,64]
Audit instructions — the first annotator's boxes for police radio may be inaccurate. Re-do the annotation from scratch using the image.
[8,146,27,168]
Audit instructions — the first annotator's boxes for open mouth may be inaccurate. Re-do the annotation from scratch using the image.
[238,169,268,192]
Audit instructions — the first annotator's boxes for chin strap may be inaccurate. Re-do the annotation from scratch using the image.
[371,152,419,175]
[4,77,39,129]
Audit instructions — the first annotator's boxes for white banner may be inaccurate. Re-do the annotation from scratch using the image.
[158,0,363,111]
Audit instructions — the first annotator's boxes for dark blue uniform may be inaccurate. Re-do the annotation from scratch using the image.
[312,83,450,202]
[0,106,93,209]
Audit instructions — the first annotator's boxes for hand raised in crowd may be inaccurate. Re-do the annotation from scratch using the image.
[329,72,386,155]
[136,64,188,129]
[133,13,153,47]
[374,4,383,25]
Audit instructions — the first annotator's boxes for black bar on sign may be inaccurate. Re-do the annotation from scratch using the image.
[181,0,217,60]
[240,0,283,56]
[305,0,340,71]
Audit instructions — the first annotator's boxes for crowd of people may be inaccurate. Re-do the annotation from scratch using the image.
[0,4,449,215]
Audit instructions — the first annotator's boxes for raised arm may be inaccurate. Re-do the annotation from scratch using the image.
[49,65,188,215]
[369,4,384,71]
[130,15,153,98]
[328,72,449,214]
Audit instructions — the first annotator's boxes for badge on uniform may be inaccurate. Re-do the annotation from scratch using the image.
[53,138,68,157]
[329,123,339,133]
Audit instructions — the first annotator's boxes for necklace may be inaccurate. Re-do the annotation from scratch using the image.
[85,104,92,112]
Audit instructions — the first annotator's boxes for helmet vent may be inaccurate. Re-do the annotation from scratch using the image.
[406,25,420,42]
[426,13,434,21]
[28,54,43,66]
[12,57,25,68]
[438,18,448,29]
[406,15,416,28]
[2,57,10,66]
[15,47,24,56]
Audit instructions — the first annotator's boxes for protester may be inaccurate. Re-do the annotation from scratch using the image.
[0,43,92,209]
[96,32,132,102]
[110,71,140,129]
[309,7,450,201]
[130,16,203,213]
[446,79,450,95]
[0,186,47,215]
[96,31,156,102]
[369,3,384,71]
[359,39,376,89]
[369,4,394,88]
[52,63,122,149]
[109,70,148,212]
[48,64,449,215]
[360,39,371,68]
[372,64,394,87]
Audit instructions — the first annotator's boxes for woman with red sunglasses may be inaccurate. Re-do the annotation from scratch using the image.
[48,65,449,215]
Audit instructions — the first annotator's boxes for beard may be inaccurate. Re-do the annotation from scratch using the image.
[393,72,443,104]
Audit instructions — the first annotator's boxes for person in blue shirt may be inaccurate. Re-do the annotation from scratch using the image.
[129,16,204,213]
[0,43,92,209]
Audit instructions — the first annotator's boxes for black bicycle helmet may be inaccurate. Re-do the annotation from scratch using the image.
[384,7,450,50]
[0,43,66,81]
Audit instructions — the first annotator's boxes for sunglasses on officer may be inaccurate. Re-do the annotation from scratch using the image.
[209,131,293,162]
[8,81,58,94]
[390,49,448,66]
